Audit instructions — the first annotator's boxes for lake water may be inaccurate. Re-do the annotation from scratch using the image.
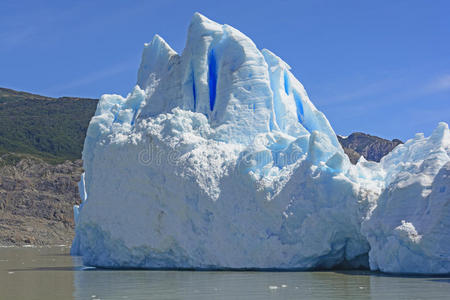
[0,247,449,299]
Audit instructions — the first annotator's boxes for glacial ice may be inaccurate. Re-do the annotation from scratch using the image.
[362,123,450,274]
[72,13,450,274]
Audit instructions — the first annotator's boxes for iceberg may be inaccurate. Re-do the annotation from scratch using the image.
[72,13,450,274]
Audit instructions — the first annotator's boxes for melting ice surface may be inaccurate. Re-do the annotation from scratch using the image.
[72,13,450,274]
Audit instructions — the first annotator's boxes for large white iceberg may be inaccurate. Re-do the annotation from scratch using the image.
[72,13,450,274]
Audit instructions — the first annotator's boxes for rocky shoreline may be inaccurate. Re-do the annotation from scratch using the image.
[0,158,82,246]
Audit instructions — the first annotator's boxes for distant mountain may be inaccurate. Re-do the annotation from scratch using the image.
[0,87,98,164]
[338,133,403,164]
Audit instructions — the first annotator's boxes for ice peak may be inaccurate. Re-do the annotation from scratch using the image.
[191,12,210,23]
[431,121,449,146]
[190,12,219,27]
[146,34,177,56]
[137,34,178,89]
[188,13,222,37]
[184,14,223,55]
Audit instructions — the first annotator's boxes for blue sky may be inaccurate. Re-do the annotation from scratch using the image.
[1,0,449,140]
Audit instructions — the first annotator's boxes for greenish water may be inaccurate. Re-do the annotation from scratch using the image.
[0,247,449,299]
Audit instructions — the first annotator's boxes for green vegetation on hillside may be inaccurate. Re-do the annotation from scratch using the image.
[0,87,98,164]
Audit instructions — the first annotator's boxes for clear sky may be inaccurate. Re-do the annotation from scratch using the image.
[1,0,449,141]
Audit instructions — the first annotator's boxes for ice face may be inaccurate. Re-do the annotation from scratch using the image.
[72,13,450,274]
[362,123,450,274]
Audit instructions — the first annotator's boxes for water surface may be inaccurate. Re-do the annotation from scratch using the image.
[1,247,449,299]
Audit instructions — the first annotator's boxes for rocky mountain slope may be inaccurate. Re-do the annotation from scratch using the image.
[0,87,401,246]
[338,133,403,164]
[0,157,82,245]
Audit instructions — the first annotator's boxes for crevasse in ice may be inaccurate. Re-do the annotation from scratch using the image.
[72,13,450,274]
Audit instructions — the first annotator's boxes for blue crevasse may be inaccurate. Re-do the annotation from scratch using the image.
[208,49,217,111]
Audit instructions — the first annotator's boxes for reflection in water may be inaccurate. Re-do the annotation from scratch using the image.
[1,248,449,300]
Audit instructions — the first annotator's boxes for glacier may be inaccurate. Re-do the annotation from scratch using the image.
[72,13,450,274]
